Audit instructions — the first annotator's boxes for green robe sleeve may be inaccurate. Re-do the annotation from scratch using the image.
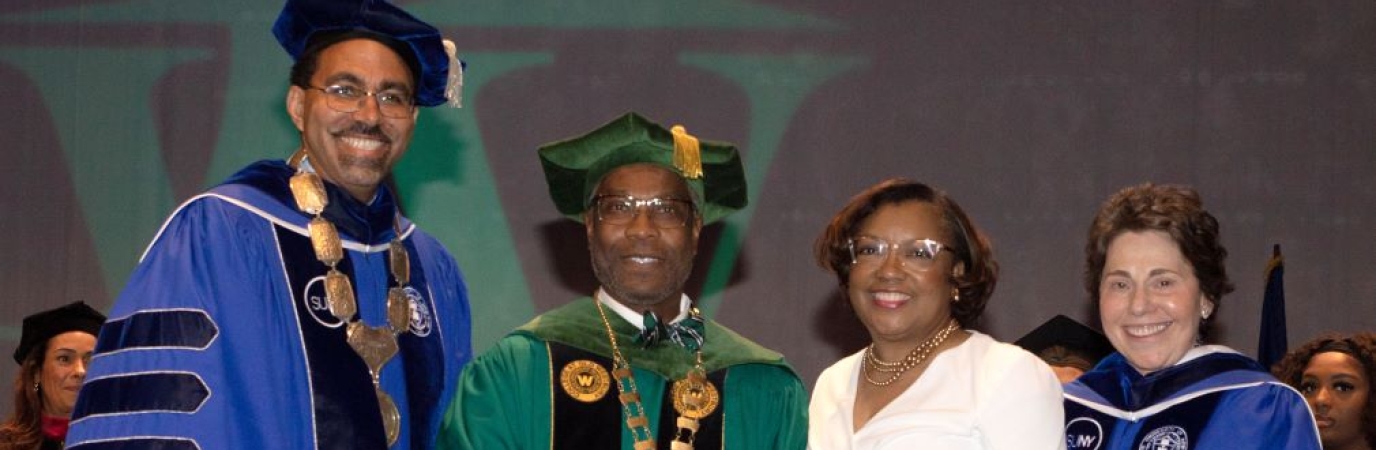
[723,363,809,449]
[438,335,552,450]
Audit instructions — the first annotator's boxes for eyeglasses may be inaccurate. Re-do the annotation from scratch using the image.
[591,195,696,229]
[848,237,949,271]
[308,85,415,119]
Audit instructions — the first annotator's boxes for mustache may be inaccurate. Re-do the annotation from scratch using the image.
[337,122,391,143]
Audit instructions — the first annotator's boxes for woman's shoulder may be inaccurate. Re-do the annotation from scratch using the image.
[953,331,1060,391]
[811,349,864,395]
[816,348,864,381]
[960,331,1049,369]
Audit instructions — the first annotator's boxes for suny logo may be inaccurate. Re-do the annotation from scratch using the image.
[1065,417,1103,450]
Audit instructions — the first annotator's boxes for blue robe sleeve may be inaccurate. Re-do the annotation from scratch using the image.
[67,196,317,449]
[1198,382,1322,449]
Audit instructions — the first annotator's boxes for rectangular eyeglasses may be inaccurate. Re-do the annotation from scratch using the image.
[848,237,949,271]
[591,195,696,229]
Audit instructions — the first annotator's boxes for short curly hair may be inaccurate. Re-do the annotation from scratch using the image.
[814,179,998,327]
[1271,332,1376,449]
[1084,183,1234,340]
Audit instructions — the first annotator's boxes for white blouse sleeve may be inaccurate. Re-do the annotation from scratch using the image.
[975,344,1068,450]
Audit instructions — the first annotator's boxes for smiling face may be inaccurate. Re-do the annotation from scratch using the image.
[39,331,97,418]
[287,38,418,202]
[586,164,701,317]
[1300,351,1371,449]
[1098,230,1214,375]
[846,201,962,345]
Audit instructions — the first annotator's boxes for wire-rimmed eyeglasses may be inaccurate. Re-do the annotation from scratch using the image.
[591,195,696,229]
[308,85,415,119]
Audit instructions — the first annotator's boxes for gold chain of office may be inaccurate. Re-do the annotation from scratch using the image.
[593,296,718,450]
[288,151,412,446]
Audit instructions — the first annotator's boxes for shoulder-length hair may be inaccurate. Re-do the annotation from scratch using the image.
[0,345,47,448]
[814,178,998,327]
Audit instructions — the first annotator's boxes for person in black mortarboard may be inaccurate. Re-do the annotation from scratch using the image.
[1014,314,1113,383]
[438,112,807,450]
[1,301,105,450]
[64,1,473,449]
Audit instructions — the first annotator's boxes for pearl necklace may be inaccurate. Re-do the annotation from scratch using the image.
[862,320,959,386]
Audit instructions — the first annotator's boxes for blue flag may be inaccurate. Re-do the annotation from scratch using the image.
[1257,244,1287,369]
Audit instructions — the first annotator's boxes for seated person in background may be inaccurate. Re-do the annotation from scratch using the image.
[808,178,1065,450]
[1273,332,1376,450]
[1062,183,1320,449]
[0,302,105,450]
[1014,314,1113,383]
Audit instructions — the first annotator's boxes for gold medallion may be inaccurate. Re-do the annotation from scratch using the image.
[325,271,357,320]
[308,217,343,265]
[346,322,399,377]
[389,240,410,282]
[376,388,401,446]
[559,360,611,403]
[386,287,411,331]
[288,171,327,214]
[671,373,719,419]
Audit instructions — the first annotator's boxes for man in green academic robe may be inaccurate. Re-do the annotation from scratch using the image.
[438,112,807,450]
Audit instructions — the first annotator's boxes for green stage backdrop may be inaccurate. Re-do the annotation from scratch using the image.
[2,0,1374,415]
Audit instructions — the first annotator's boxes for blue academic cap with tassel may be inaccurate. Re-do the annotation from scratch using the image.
[272,0,464,107]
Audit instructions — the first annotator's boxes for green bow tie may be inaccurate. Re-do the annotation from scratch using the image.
[637,309,705,352]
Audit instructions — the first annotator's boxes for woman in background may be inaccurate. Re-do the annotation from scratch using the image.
[1274,332,1376,450]
[808,179,1064,450]
[1062,183,1319,449]
[0,302,104,450]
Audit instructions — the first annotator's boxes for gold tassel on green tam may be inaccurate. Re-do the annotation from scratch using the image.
[670,125,703,180]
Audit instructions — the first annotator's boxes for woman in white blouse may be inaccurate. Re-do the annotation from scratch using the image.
[808,179,1066,450]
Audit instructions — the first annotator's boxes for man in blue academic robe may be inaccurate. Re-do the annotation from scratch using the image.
[66,1,471,448]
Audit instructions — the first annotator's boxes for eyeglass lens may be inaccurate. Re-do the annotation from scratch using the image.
[594,195,694,229]
[849,237,945,270]
[318,86,414,118]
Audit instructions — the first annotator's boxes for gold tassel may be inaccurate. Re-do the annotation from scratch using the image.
[670,125,703,179]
